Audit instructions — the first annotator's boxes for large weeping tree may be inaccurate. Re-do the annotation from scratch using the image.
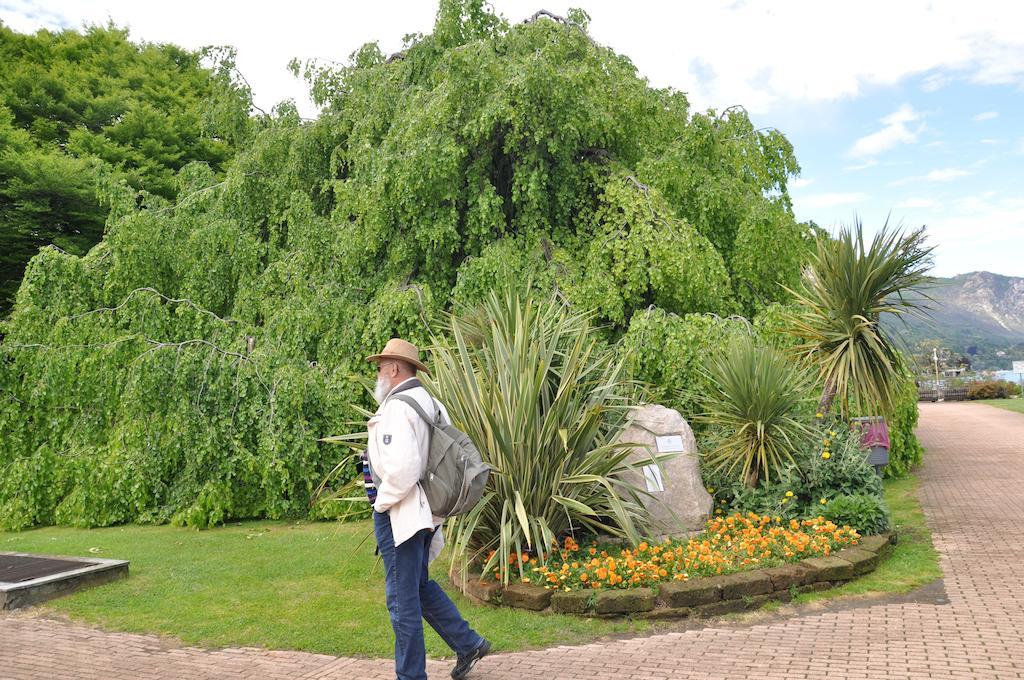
[0,1,810,530]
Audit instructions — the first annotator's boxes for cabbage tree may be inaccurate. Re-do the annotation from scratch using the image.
[784,222,933,417]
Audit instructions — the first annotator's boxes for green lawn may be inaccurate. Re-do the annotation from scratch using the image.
[982,398,1024,415]
[790,474,942,604]
[0,474,940,657]
[0,519,646,658]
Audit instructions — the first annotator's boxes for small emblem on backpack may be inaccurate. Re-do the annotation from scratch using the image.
[383,435,392,445]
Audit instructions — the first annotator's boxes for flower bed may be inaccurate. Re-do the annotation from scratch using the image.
[488,513,860,591]
[450,514,894,618]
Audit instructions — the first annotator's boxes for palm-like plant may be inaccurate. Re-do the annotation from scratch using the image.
[698,334,813,487]
[784,221,933,417]
[425,291,667,583]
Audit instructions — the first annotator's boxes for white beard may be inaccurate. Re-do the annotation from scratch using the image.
[374,375,390,404]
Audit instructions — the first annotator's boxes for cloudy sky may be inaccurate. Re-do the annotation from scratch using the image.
[3,0,1023,278]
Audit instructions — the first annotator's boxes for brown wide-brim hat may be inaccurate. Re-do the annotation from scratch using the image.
[365,338,429,374]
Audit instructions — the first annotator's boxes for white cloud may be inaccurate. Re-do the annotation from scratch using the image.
[979,138,1002,144]
[888,166,974,187]
[843,160,879,172]
[2,1,1024,117]
[924,195,1024,276]
[921,72,952,92]
[799,192,870,209]
[789,177,815,189]
[972,111,999,121]
[847,104,921,158]
[896,198,937,209]
[926,168,972,182]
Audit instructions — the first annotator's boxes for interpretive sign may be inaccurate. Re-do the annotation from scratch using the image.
[655,435,685,452]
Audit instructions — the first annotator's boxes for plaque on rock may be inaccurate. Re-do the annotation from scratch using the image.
[614,404,713,539]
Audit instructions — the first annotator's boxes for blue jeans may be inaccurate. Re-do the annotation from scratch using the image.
[373,510,483,680]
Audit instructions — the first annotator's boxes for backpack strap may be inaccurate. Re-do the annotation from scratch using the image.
[393,394,443,427]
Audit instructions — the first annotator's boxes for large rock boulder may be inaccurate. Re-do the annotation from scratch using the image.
[615,404,712,538]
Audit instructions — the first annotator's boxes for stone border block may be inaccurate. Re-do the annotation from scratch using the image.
[716,571,773,599]
[551,590,592,614]
[761,564,814,591]
[502,583,552,610]
[449,568,504,603]
[855,534,893,558]
[800,555,855,582]
[639,606,692,620]
[658,579,722,607]
[594,588,655,614]
[836,548,879,576]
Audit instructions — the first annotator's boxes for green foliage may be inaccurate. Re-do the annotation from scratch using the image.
[636,105,805,316]
[967,379,1022,400]
[561,173,734,326]
[821,494,890,535]
[0,22,254,313]
[698,335,814,487]
[784,221,934,417]
[0,1,805,530]
[619,308,749,421]
[426,291,664,583]
[705,418,889,534]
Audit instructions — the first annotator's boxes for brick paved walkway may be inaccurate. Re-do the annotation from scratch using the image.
[3,401,1024,679]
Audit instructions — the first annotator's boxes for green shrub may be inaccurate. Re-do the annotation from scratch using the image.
[619,308,748,425]
[704,418,890,534]
[821,494,890,535]
[0,1,809,531]
[697,335,814,487]
[967,380,1022,400]
[427,291,667,583]
[802,419,883,499]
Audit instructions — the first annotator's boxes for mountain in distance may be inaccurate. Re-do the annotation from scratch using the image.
[885,271,1024,371]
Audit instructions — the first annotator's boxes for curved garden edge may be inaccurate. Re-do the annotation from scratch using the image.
[449,533,896,619]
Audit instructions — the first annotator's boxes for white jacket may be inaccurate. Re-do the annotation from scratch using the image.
[367,377,447,561]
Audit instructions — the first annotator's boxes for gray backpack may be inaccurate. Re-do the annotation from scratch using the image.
[392,395,491,518]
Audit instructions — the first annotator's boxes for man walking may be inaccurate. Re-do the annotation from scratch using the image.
[365,338,491,680]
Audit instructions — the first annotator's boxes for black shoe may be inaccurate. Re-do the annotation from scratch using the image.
[451,639,490,680]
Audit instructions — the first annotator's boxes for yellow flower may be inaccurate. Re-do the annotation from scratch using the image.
[822,452,831,460]
[780,497,789,504]
[785,491,794,497]
[706,487,715,493]
[820,498,827,505]
[815,412,824,419]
